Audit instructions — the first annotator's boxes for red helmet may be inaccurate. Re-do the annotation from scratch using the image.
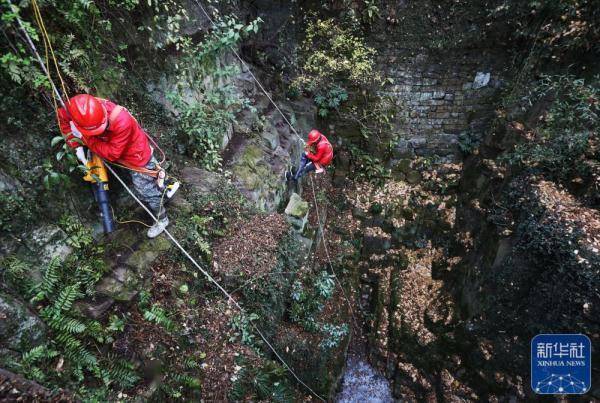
[67,94,107,136]
[307,129,322,145]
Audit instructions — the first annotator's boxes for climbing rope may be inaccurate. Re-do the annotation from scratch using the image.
[193,0,305,144]
[104,163,326,401]
[309,175,358,329]
[195,0,357,327]
[14,4,326,401]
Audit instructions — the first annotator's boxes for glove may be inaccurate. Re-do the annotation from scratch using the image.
[75,147,88,165]
[70,121,83,139]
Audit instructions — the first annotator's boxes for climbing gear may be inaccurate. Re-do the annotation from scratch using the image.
[17,3,328,400]
[307,129,322,145]
[147,216,169,239]
[67,94,108,136]
[82,153,115,234]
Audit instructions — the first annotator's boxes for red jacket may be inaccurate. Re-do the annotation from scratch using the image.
[306,134,333,165]
[58,99,151,167]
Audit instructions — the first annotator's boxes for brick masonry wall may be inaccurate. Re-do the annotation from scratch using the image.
[377,50,504,163]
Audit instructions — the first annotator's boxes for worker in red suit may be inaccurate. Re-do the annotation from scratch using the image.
[58,94,176,238]
[286,129,334,182]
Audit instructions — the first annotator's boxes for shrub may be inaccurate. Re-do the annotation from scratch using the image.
[167,17,261,170]
[503,75,599,181]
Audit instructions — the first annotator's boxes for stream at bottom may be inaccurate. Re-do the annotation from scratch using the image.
[336,355,393,402]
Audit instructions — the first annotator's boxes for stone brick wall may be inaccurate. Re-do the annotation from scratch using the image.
[377,50,504,163]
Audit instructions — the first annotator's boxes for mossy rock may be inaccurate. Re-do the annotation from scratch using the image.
[285,193,309,219]
[0,291,46,352]
[397,159,412,174]
[96,266,141,302]
[274,325,348,400]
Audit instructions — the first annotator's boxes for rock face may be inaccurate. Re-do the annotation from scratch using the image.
[95,233,172,303]
[22,225,72,266]
[226,98,316,212]
[0,291,46,352]
[284,192,309,232]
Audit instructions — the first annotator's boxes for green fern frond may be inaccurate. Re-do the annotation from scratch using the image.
[35,257,61,301]
[143,304,176,332]
[53,283,82,312]
[105,360,140,388]
[172,373,201,389]
[22,345,48,364]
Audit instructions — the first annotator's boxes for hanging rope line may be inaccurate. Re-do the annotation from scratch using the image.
[104,163,326,401]
[309,175,358,328]
[14,4,326,401]
[14,1,362,399]
[194,0,357,326]
[193,0,305,144]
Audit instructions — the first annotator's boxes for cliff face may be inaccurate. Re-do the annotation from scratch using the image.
[1,0,599,400]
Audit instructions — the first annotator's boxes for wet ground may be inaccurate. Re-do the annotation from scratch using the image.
[336,355,393,403]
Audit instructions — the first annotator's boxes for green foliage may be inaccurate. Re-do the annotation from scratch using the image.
[44,136,84,191]
[314,271,336,299]
[0,256,34,295]
[229,359,294,402]
[60,215,94,249]
[18,344,60,383]
[289,270,344,347]
[167,16,261,170]
[230,312,260,346]
[503,75,599,181]
[319,323,349,350]
[183,215,213,257]
[293,18,379,94]
[347,144,391,185]
[3,215,137,396]
[0,192,34,232]
[458,130,481,155]
[314,85,348,117]
[488,0,600,64]
[143,303,176,332]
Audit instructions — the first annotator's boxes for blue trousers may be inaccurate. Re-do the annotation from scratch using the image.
[294,153,316,180]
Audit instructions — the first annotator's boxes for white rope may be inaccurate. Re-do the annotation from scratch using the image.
[309,175,357,329]
[193,0,305,144]
[14,10,325,402]
[195,0,356,329]
[106,164,326,402]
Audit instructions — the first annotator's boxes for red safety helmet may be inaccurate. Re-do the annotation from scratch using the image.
[307,129,322,145]
[67,94,108,136]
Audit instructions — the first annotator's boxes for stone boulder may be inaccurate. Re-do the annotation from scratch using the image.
[0,291,45,352]
[96,234,171,302]
[230,142,286,212]
[23,225,72,266]
[285,193,309,232]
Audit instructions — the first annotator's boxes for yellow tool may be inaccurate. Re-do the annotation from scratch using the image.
[83,153,115,233]
[83,153,109,184]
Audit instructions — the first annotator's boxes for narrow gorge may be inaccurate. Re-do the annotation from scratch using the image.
[0,0,598,401]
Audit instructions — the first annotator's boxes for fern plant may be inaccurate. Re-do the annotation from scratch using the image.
[229,360,294,402]
[143,304,176,332]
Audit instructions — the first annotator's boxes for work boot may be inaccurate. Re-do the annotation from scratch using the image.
[147,216,169,238]
[166,180,180,199]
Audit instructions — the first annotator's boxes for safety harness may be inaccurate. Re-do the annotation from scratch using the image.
[105,103,167,187]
